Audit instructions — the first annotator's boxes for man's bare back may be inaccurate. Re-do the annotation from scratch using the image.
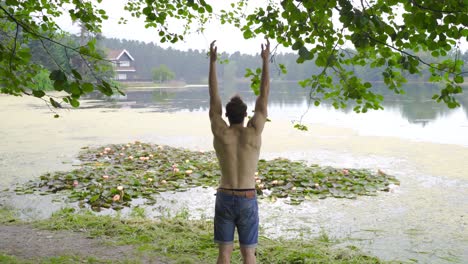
[212,114,266,189]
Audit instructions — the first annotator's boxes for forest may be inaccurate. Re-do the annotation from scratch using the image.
[28,35,468,87]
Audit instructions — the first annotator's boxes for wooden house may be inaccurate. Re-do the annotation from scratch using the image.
[107,49,136,81]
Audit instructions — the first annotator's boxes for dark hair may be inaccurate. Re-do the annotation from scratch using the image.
[225,95,247,124]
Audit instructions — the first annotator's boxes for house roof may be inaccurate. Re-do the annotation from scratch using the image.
[116,67,136,72]
[106,49,135,61]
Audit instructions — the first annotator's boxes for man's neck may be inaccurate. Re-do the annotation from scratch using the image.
[229,123,244,128]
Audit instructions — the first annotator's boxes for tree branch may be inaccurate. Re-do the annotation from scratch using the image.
[0,4,112,63]
[367,35,468,75]
[411,0,465,14]
[9,23,19,73]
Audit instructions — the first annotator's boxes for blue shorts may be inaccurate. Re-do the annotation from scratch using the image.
[214,190,259,248]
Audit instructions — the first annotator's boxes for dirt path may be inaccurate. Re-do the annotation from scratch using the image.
[0,224,165,263]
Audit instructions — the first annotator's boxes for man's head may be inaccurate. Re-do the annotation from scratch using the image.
[225,95,247,125]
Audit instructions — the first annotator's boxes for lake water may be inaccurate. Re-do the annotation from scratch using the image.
[0,83,467,263]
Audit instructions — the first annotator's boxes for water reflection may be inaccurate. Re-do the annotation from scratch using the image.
[81,83,468,147]
[84,82,468,125]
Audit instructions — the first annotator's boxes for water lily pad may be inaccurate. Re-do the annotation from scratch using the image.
[16,142,400,209]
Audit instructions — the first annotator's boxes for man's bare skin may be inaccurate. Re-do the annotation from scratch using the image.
[209,40,270,190]
[209,40,270,264]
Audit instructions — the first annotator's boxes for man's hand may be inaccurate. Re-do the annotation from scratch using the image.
[261,39,270,63]
[210,40,217,63]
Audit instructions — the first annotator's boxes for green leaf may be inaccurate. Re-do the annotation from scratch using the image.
[292,41,303,50]
[278,64,287,74]
[82,83,94,93]
[49,70,67,81]
[6,0,19,5]
[50,98,61,108]
[70,82,81,95]
[32,90,45,98]
[71,70,82,80]
[298,47,309,59]
[454,75,463,84]
[70,98,80,107]
[243,30,253,39]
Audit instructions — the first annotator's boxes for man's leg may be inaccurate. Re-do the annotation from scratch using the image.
[237,196,258,264]
[217,244,234,264]
[240,247,256,264]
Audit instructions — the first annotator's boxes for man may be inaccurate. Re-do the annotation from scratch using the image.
[209,39,270,264]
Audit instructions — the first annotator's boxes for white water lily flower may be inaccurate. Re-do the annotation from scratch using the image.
[185,170,193,175]
[117,186,124,191]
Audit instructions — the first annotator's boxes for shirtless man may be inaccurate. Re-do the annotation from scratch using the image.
[209,39,270,264]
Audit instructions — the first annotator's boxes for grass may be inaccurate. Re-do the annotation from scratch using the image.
[31,208,390,264]
[0,207,19,225]
[0,206,396,263]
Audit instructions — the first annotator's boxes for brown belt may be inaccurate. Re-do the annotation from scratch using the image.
[217,188,256,198]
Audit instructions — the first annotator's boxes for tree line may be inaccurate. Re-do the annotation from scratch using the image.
[100,37,468,86]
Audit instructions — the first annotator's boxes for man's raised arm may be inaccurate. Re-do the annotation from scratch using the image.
[255,39,270,117]
[209,40,222,119]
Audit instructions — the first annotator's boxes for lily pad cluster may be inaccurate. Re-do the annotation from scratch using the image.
[16,142,399,210]
[256,159,399,205]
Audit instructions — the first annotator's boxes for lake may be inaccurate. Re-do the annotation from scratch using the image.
[0,82,467,263]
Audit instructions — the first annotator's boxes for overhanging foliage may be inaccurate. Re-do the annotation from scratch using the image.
[0,0,467,113]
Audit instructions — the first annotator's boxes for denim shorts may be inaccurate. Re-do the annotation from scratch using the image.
[214,190,259,248]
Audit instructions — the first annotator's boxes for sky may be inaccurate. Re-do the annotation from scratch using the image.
[57,0,467,55]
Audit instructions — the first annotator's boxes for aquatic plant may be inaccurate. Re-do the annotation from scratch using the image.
[15,142,399,210]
